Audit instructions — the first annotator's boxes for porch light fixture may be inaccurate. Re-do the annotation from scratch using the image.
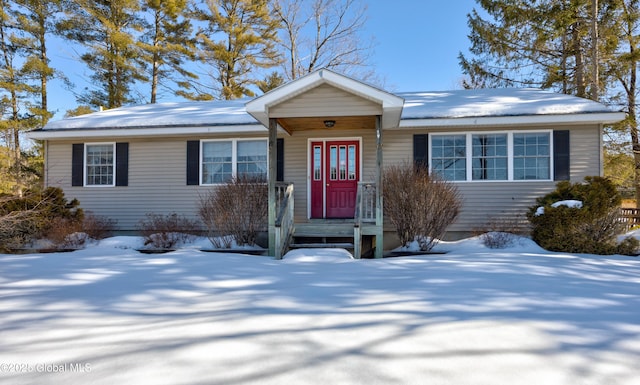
[324,120,336,128]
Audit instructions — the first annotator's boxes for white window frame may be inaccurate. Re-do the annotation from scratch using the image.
[470,132,509,181]
[199,138,268,186]
[84,142,116,187]
[429,130,553,182]
[431,133,467,181]
[512,131,553,181]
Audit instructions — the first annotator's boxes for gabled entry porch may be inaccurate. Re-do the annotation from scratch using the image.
[245,69,404,259]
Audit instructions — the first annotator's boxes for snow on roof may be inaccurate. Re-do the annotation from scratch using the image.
[41,88,619,131]
[43,99,259,130]
[398,88,615,120]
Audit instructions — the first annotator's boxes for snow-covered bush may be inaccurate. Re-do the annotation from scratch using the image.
[383,162,461,251]
[198,175,267,248]
[137,212,198,249]
[527,176,638,255]
[476,215,529,249]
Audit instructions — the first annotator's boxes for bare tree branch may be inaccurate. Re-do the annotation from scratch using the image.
[273,0,375,81]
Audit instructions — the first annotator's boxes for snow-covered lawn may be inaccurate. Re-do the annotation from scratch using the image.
[1,237,639,385]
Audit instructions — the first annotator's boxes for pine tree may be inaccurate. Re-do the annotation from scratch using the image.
[459,0,618,99]
[256,70,283,93]
[607,0,640,205]
[0,0,23,193]
[461,0,640,206]
[57,0,146,109]
[0,0,39,194]
[0,0,62,194]
[193,0,281,100]
[138,0,198,103]
[13,0,62,127]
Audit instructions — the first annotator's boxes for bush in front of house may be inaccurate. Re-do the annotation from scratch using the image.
[0,206,38,251]
[527,176,638,255]
[475,214,529,249]
[137,212,198,250]
[82,212,118,240]
[0,187,84,251]
[198,175,268,248]
[45,217,87,249]
[383,162,462,251]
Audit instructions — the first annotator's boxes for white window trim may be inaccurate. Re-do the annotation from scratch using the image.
[429,130,554,182]
[199,138,268,186]
[84,142,116,187]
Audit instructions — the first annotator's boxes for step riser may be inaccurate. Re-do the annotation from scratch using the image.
[289,243,355,249]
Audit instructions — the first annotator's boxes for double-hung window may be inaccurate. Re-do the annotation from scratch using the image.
[513,133,550,180]
[201,139,267,184]
[85,143,115,186]
[430,131,552,182]
[431,135,466,181]
[472,134,507,180]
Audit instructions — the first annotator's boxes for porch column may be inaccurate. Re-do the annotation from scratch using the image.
[268,118,277,257]
[375,115,384,258]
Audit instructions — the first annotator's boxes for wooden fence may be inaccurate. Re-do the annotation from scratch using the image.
[620,208,640,231]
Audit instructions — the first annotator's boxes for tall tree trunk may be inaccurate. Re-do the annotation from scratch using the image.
[573,19,586,97]
[629,53,640,207]
[620,0,640,207]
[0,10,22,196]
[150,10,160,104]
[591,0,599,101]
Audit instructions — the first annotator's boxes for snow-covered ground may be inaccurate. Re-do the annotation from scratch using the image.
[1,236,639,385]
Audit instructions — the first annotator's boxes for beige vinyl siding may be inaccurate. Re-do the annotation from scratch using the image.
[46,128,378,230]
[282,128,377,222]
[45,122,601,237]
[46,135,268,231]
[569,124,601,180]
[270,84,382,117]
[383,124,602,235]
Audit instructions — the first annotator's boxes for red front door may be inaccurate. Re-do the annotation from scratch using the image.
[310,140,360,219]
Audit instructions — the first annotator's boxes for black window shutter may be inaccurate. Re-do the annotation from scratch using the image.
[413,134,428,169]
[71,143,84,186]
[553,130,570,181]
[186,140,200,185]
[115,142,129,186]
[276,138,284,182]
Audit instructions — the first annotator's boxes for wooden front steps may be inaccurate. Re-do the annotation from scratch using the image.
[289,223,354,251]
[287,222,377,258]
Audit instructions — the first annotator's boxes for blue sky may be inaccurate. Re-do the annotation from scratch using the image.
[366,1,476,92]
[46,1,478,119]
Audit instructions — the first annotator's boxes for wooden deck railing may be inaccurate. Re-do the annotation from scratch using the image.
[354,182,377,225]
[274,182,294,259]
[354,182,377,258]
[620,207,640,231]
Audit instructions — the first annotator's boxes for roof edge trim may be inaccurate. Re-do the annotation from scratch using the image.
[27,124,267,140]
[396,112,626,128]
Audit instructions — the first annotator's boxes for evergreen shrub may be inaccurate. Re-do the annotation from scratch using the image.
[527,176,638,255]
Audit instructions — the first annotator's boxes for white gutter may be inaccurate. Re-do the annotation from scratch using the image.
[27,124,268,140]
